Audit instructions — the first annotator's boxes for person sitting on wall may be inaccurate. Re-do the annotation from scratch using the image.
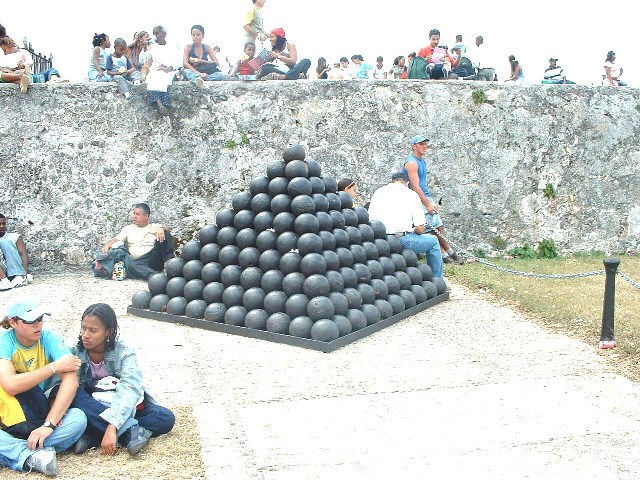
[98,203,174,280]
[257,28,311,80]
[417,29,456,79]
[542,57,575,84]
[0,37,33,93]
[0,213,31,291]
[182,24,224,88]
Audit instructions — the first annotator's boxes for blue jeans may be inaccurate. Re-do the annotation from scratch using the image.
[182,69,223,82]
[0,235,25,277]
[0,408,86,472]
[399,233,444,279]
[259,58,311,79]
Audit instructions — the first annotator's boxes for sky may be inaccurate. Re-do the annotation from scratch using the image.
[1,1,637,86]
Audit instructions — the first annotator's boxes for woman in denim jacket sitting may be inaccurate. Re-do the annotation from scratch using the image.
[70,303,175,455]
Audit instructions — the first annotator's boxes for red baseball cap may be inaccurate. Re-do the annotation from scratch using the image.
[271,28,286,38]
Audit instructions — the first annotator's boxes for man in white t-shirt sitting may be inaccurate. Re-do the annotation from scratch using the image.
[101,203,174,279]
[0,213,31,291]
[368,172,443,279]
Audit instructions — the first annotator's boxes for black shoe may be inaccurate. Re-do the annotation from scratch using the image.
[73,433,97,454]
[450,252,464,264]
[126,426,153,456]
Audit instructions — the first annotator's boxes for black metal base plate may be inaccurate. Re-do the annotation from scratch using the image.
[127,292,449,353]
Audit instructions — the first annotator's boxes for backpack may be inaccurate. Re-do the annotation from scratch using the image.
[407,56,429,79]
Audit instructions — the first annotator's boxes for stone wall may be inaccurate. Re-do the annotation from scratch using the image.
[1,80,639,265]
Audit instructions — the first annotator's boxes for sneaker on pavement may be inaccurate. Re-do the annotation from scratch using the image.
[26,273,34,283]
[442,255,456,264]
[24,447,58,477]
[73,433,98,454]
[194,77,205,88]
[450,252,464,264]
[0,277,12,291]
[10,275,27,288]
[126,426,153,456]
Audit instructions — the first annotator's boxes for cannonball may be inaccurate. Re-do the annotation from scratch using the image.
[343,287,363,309]
[240,266,263,290]
[166,276,187,298]
[283,143,306,162]
[234,210,255,231]
[379,256,396,275]
[326,193,341,211]
[264,291,287,315]
[272,212,295,235]
[306,158,321,177]
[297,233,323,255]
[390,253,407,272]
[288,177,312,197]
[204,302,226,322]
[354,207,369,225]
[182,240,201,262]
[303,274,331,298]
[386,234,403,254]
[383,274,401,295]
[283,272,305,296]
[319,231,336,251]
[222,285,245,308]
[374,239,391,258]
[216,208,235,228]
[251,193,271,214]
[422,281,437,299]
[256,230,278,252]
[312,194,329,212]
[350,245,367,264]
[201,262,223,284]
[370,220,387,239]
[322,250,340,271]
[310,176,325,194]
[333,229,350,248]
[339,266,358,288]
[394,271,412,290]
[198,224,219,245]
[356,224,374,244]
[261,270,284,293]
[325,270,345,292]
[329,210,346,230]
[345,226,362,245]
[280,252,302,275]
[374,299,393,319]
[322,176,338,194]
[361,303,382,325]
[329,291,349,316]
[131,290,152,309]
[401,249,419,268]
[270,193,292,215]
[253,211,274,232]
[307,296,335,321]
[244,309,268,330]
[284,160,309,179]
[184,278,206,303]
[148,272,169,295]
[200,243,221,264]
[289,316,314,338]
[276,231,298,254]
[220,265,242,287]
[218,245,240,267]
[238,247,261,269]
[243,287,266,311]
[406,266,423,285]
[290,195,315,216]
[370,278,389,300]
[315,211,333,231]
[268,176,289,197]
[294,213,320,235]
[185,299,207,319]
[336,247,354,267]
[224,305,247,326]
[149,293,170,312]
[250,175,270,195]
[216,226,238,248]
[183,260,204,281]
[387,294,405,314]
[301,253,327,276]
[411,284,428,304]
[346,308,367,331]
[259,249,281,272]
[357,283,376,304]
[332,315,352,336]
[342,208,358,227]
[203,281,224,304]
[166,296,188,316]
[285,293,310,319]
[164,257,185,279]
[232,191,253,212]
[433,276,447,295]
[266,160,286,179]
[362,242,379,261]
[366,259,384,279]
[266,312,292,334]
[337,191,353,209]
[418,263,433,282]
[353,263,372,283]
[398,289,417,309]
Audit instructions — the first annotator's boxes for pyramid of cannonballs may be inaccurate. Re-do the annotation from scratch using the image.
[130,143,446,343]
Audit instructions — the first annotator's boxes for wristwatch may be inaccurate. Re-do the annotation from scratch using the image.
[43,420,57,430]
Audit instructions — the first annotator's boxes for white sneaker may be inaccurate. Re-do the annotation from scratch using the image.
[26,273,34,283]
[10,275,27,288]
[24,447,58,476]
[0,278,11,291]
[194,77,205,88]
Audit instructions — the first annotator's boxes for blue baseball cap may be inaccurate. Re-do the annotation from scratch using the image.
[7,298,50,323]
[410,135,430,145]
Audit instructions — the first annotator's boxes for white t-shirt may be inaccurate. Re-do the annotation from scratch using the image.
[115,223,162,260]
[368,182,427,234]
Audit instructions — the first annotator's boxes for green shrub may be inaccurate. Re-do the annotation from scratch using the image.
[472,89,487,105]
[493,236,506,249]
[241,132,250,145]
[224,139,237,149]
[508,242,537,259]
[474,248,487,258]
[543,183,556,199]
[537,239,558,258]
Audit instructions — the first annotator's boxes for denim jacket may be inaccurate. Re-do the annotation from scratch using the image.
[71,340,156,430]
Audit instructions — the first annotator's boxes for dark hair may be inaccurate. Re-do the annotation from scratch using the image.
[376,56,383,62]
[0,213,5,219]
[134,203,150,216]
[113,38,127,48]
[456,34,462,41]
[128,31,149,51]
[508,54,516,62]
[340,56,348,63]
[316,57,327,74]
[351,54,364,61]
[408,52,416,59]
[476,35,483,42]
[393,55,404,66]
[92,33,108,47]
[244,41,256,51]
[77,303,119,351]
[272,34,286,52]
[191,24,205,36]
[428,29,440,38]
[606,51,615,62]
[337,178,354,191]
[153,25,167,35]
[0,24,6,38]
[0,36,16,49]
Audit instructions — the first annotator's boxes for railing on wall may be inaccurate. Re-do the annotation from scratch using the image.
[22,37,52,74]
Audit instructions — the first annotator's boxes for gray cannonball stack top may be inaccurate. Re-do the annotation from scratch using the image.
[131,143,444,343]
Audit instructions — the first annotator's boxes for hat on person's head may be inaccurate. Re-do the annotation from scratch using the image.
[391,171,409,181]
[549,57,558,62]
[409,135,430,145]
[7,298,50,324]
[271,28,286,38]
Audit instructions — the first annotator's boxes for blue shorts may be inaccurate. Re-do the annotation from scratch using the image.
[423,197,443,229]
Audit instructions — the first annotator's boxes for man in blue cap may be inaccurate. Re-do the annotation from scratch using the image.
[403,135,463,264]
[0,299,86,476]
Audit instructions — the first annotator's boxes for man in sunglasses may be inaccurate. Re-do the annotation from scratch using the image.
[0,299,86,476]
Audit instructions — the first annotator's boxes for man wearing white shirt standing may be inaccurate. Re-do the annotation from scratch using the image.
[368,172,444,279]
[470,35,495,81]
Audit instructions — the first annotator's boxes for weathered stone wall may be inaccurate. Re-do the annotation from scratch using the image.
[1,81,639,265]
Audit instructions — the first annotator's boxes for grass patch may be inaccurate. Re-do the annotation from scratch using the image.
[446,254,640,355]
[472,89,487,105]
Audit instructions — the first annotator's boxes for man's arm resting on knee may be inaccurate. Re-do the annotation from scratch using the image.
[0,355,80,396]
